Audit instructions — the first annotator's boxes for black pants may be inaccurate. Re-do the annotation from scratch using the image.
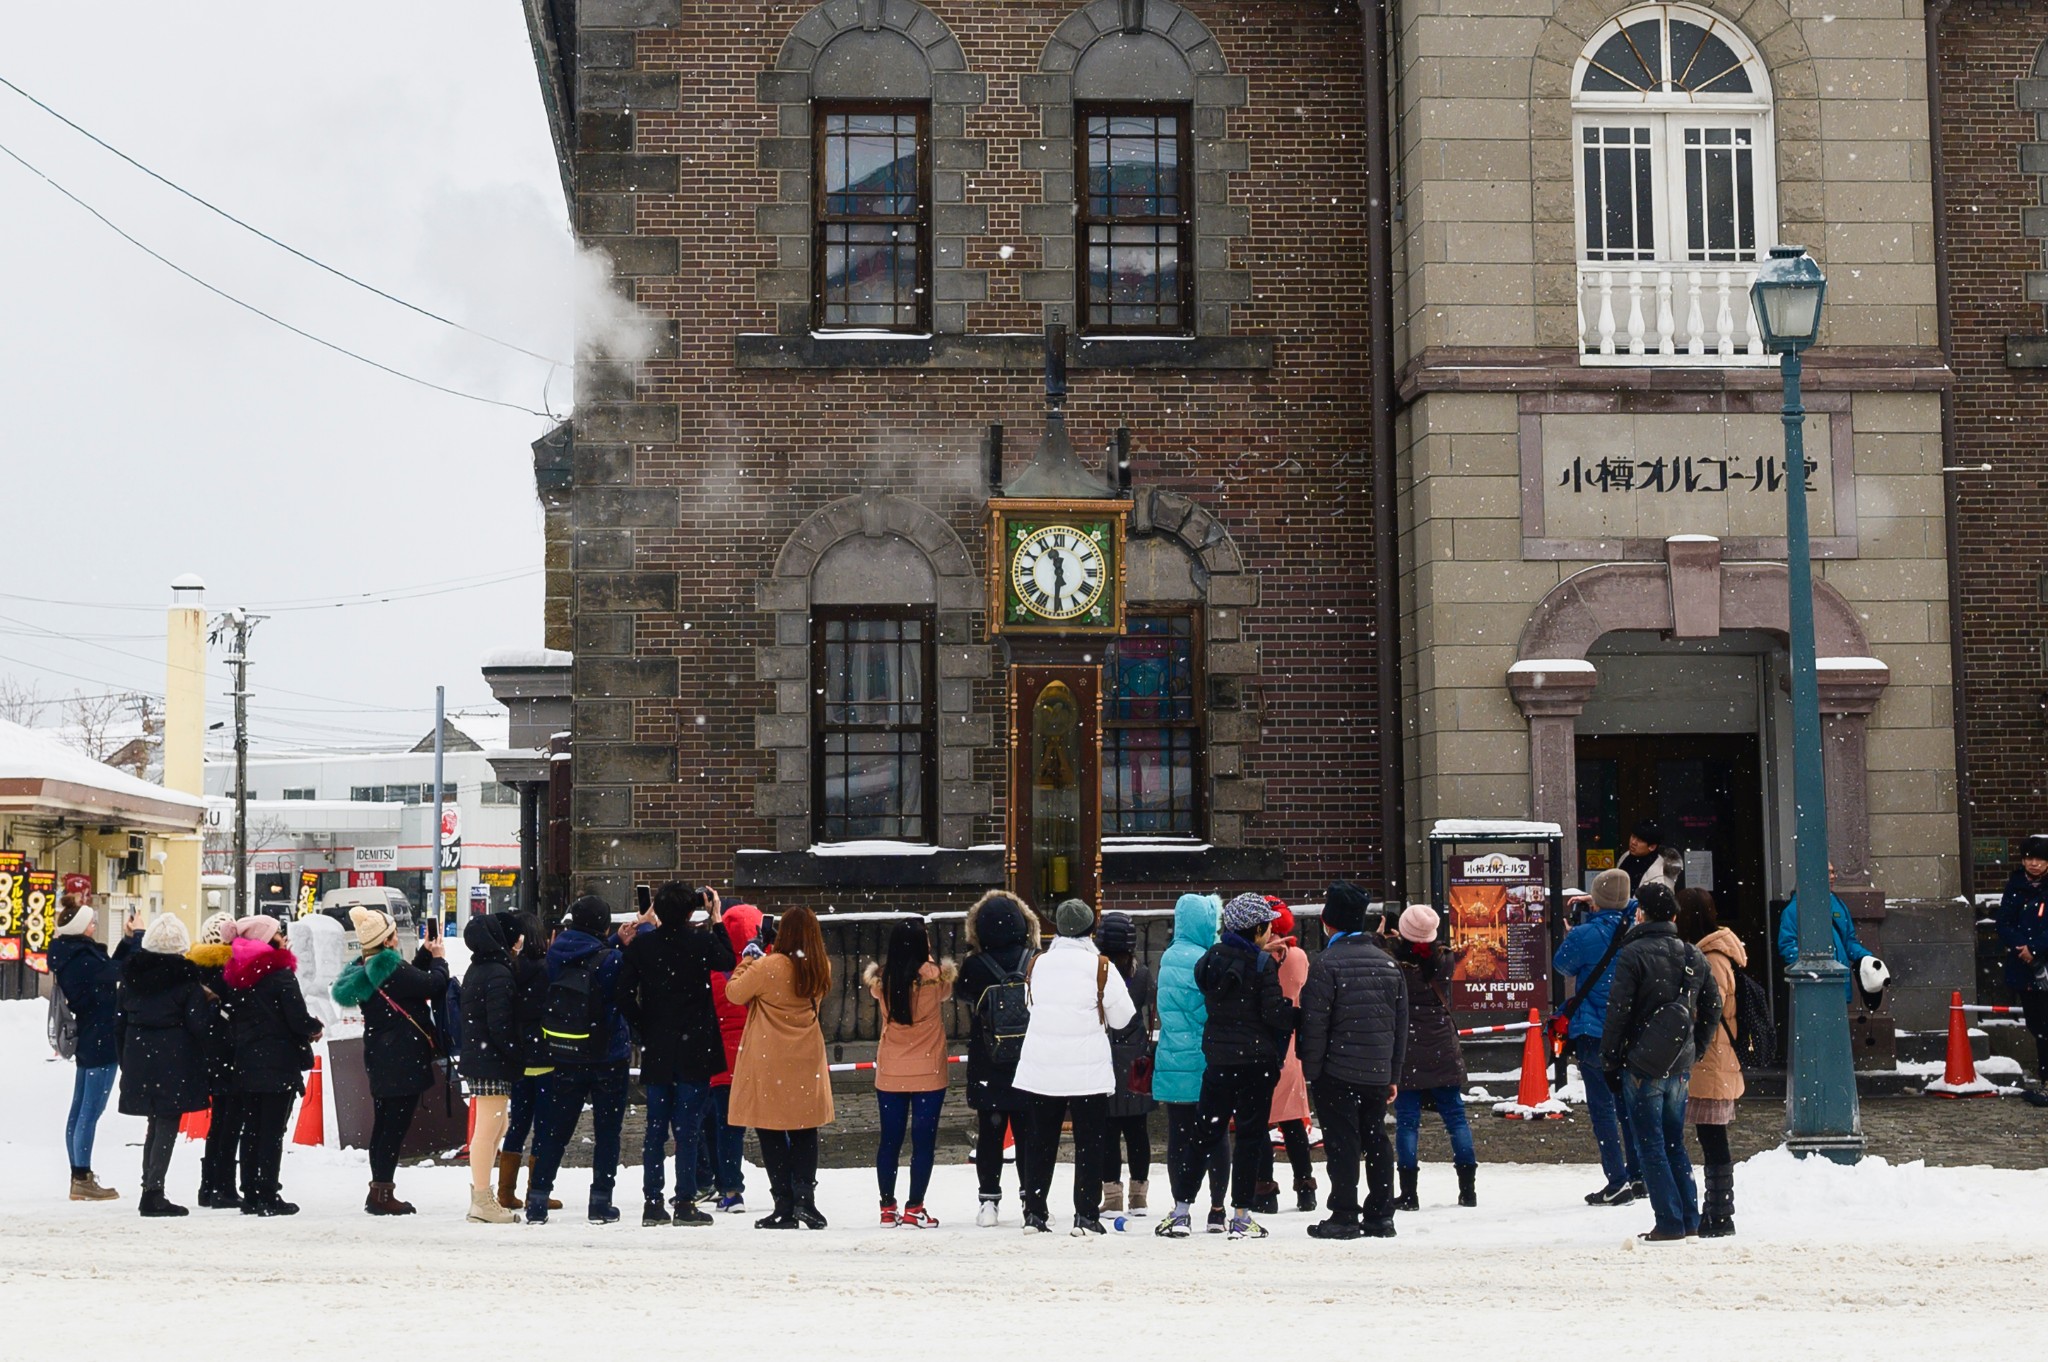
[755,1127,820,1205]
[1695,1121,1731,1168]
[200,1092,246,1194]
[368,1094,421,1182]
[973,1107,1018,1201]
[1018,1092,1108,1222]
[238,1091,293,1202]
[142,1113,180,1195]
[1198,1063,1279,1210]
[1315,1077,1393,1222]
[2023,991,2048,1080]
[1264,1117,1314,1186]
[1102,1113,1151,1183]
[1164,1101,1229,1207]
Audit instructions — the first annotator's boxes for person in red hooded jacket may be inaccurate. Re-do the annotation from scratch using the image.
[704,902,765,1214]
[1258,898,1317,1214]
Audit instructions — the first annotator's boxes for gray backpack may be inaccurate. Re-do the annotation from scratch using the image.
[47,977,77,1060]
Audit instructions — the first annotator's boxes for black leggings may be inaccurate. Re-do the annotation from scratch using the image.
[756,1127,820,1203]
[1102,1113,1151,1183]
[1271,1117,1314,1184]
[142,1114,180,1195]
[1695,1121,1731,1168]
[238,1092,293,1201]
[1164,1102,1228,1208]
[974,1107,1017,1201]
[1199,1064,1279,1211]
[200,1092,246,1195]
[368,1094,420,1183]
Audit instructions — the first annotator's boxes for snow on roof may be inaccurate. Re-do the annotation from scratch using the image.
[445,710,509,751]
[0,716,203,811]
[480,647,572,670]
[1508,659,1596,674]
[1430,818,1564,838]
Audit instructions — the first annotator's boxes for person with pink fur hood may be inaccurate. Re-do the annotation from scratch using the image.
[223,916,322,1216]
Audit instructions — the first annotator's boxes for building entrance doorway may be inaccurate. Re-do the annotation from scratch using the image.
[1575,733,1768,967]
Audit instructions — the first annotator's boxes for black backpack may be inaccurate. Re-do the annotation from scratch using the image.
[976,951,1033,1071]
[1723,970,1776,1072]
[542,953,608,1063]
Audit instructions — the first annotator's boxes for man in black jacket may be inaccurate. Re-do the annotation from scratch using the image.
[1194,892,1298,1240]
[619,882,734,1226]
[1600,881,1722,1243]
[1298,882,1408,1240]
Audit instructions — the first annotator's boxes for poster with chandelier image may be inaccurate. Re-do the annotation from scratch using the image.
[1446,851,1550,1014]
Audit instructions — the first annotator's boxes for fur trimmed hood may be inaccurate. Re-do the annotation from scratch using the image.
[224,938,298,991]
[330,946,405,1009]
[861,958,959,989]
[965,891,1040,953]
[186,942,233,971]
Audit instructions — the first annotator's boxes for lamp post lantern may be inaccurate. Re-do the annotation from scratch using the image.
[1750,244,1862,1163]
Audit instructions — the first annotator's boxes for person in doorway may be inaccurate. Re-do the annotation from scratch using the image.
[956,890,1040,1226]
[1259,898,1317,1215]
[1096,910,1155,1218]
[1193,893,1298,1240]
[1602,881,1723,1243]
[1553,870,1644,1205]
[727,905,835,1229]
[1012,898,1136,1236]
[707,901,764,1212]
[864,918,954,1227]
[1152,891,1230,1238]
[1676,887,1745,1237]
[188,912,244,1209]
[225,916,321,1216]
[1999,836,2048,1107]
[51,896,141,1202]
[1775,862,1879,1003]
[458,913,523,1223]
[1618,821,1662,892]
[526,897,632,1225]
[1388,904,1476,1211]
[1297,883,1406,1241]
[331,906,449,1216]
[116,914,212,1216]
[619,882,735,1226]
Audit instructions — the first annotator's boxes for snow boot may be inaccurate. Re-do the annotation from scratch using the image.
[755,1196,798,1230]
[138,1189,188,1218]
[1456,1162,1477,1208]
[1126,1179,1149,1215]
[643,1197,672,1227]
[524,1193,550,1225]
[69,1169,118,1202]
[1359,1217,1397,1238]
[495,1152,522,1209]
[1100,1181,1124,1214]
[587,1194,621,1225]
[1250,1180,1281,1216]
[1294,1175,1319,1213]
[526,1157,561,1209]
[1698,1165,1736,1238]
[366,1182,415,1216]
[794,1184,827,1230]
[196,1183,241,1210]
[672,1201,713,1226]
[1394,1167,1420,1212]
[1307,1212,1362,1240]
[468,1186,516,1224]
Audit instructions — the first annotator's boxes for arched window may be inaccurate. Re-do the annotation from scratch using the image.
[1572,5,1776,361]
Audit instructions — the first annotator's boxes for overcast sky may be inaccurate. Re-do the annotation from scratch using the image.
[0,2,578,753]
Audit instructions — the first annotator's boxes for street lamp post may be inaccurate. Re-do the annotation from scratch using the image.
[1750,244,1863,1163]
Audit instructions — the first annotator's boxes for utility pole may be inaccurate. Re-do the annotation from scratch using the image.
[209,610,265,917]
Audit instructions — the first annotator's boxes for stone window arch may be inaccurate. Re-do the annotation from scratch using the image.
[754,494,988,851]
[1021,0,1249,338]
[752,1,987,338]
[2023,39,2048,319]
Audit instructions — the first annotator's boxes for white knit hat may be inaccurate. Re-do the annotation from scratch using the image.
[142,914,191,955]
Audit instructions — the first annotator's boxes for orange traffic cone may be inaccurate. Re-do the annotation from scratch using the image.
[292,1054,326,1145]
[1500,1008,1564,1120]
[1929,990,1993,1099]
[1003,1119,1016,1163]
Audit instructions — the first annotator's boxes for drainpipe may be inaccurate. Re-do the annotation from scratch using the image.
[1924,0,1976,902]
[1361,0,1406,899]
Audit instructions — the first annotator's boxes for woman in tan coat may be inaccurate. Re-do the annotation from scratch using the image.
[1678,888,1746,1239]
[726,906,833,1230]
[862,918,956,1227]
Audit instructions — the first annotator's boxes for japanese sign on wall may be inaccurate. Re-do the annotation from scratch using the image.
[23,870,56,972]
[0,851,26,944]
[1447,851,1551,1014]
[1536,411,1836,545]
[297,870,320,919]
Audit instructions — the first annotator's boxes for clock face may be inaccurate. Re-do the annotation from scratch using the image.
[1010,524,1108,622]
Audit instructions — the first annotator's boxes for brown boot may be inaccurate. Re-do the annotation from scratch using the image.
[69,1169,118,1202]
[495,1152,521,1210]
[365,1181,416,1216]
[525,1156,562,1210]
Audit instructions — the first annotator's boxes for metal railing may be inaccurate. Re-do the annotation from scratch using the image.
[1576,260,1774,366]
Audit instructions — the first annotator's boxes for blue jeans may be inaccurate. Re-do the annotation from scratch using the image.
[1393,1085,1476,1168]
[503,1073,548,1155]
[66,1063,116,1171]
[529,1062,629,1202]
[642,1080,712,1203]
[876,1088,945,1205]
[1574,1036,1640,1188]
[1622,1071,1697,1235]
[705,1085,745,1195]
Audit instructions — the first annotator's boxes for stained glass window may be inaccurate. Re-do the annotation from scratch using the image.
[1101,613,1201,837]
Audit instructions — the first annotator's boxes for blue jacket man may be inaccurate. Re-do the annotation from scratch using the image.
[1553,868,1639,1202]
[1776,865,1871,1002]
[526,896,633,1223]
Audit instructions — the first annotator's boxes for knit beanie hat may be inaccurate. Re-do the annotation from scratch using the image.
[350,906,396,953]
[1266,898,1295,939]
[198,911,239,946]
[1591,868,1632,912]
[1398,904,1440,943]
[237,914,283,946]
[55,900,96,938]
[1054,898,1096,938]
[2024,834,2048,862]
[1221,892,1277,936]
[1095,910,1137,956]
[142,914,192,955]
[1322,881,1372,934]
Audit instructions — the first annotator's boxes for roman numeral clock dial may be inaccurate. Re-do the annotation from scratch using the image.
[1010,525,1107,622]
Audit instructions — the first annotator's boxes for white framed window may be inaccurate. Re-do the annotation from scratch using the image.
[1571,5,1777,362]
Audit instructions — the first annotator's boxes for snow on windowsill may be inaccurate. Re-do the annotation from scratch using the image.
[809,330,934,341]
[1430,818,1564,838]
[1103,838,1213,854]
[803,840,944,858]
[480,647,571,669]
[1817,656,1889,671]
[1507,658,1596,674]
[1666,533,1721,543]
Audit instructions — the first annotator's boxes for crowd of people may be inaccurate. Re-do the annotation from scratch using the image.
[39,866,1797,1243]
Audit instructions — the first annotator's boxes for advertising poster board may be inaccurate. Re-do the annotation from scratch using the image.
[297,870,320,919]
[1447,850,1551,1013]
[23,870,56,973]
[0,851,26,956]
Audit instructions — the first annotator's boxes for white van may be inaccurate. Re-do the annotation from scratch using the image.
[313,885,420,962]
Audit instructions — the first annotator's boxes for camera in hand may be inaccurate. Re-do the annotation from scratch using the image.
[753,913,779,953]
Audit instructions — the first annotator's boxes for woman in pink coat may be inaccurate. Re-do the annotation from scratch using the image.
[1263,899,1317,1212]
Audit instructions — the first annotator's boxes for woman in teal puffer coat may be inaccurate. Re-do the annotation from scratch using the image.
[1150,893,1229,1236]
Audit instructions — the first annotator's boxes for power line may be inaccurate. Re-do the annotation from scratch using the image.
[0,567,543,614]
[0,71,572,370]
[0,139,555,418]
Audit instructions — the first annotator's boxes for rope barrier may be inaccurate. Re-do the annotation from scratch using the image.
[1457,1020,1535,1037]
[829,1053,968,1074]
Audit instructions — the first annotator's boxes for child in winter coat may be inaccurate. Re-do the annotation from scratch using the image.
[1190,893,1298,1240]
[331,907,448,1217]
[956,890,1040,1225]
[864,918,956,1227]
[1152,892,1229,1236]
[1678,888,1746,1238]
[188,913,243,1209]
[117,915,213,1217]
[1260,899,1316,1214]
[225,916,322,1216]
[1096,911,1154,1217]
[1388,905,1476,1211]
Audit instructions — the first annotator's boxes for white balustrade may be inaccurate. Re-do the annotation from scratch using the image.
[1575,261,1775,366]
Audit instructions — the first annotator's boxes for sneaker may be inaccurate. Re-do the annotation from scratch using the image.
[1227,1211,1268,1240]
[1628,1180,1649,1201]
[975,1199,1000,1228]
[715,1193,747,1214]
[1639,1228,1687,1243]
[1586,1182,1626,1206]
[695,1187,720,1205]
[899,1204,939,1228]
[588,1200,621,1225]
[673,1203,714,1226]
[879,1200,900,1226]
[643,1198,672,1227]
[1206,1206,1227,1234]
[1598,1182,1640,1207]
[243,1196,298,1217]
[1071,1214,1106,1236]
[1307,1215,1362,1240]
[1155,1210,1193,1238]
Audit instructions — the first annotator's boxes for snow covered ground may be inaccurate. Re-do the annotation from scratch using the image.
[3,999,2041,1361]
